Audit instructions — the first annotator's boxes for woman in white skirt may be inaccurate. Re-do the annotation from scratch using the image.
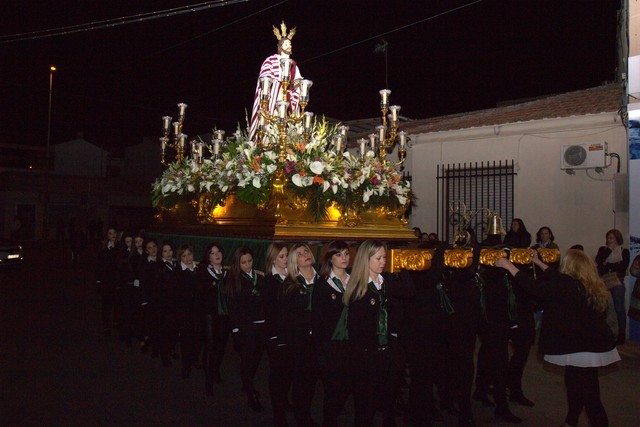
[496,249,619,427]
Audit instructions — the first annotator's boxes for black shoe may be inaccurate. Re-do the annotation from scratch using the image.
[495,409,523,424]
[472,389,495,407]
[213,372,223,383]
[246,391,263,412]
[441,402,460,416]
[510,393,534,407]
[458,416,476,427]
[428,405,443,421]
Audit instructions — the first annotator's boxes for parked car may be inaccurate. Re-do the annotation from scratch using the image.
[0,239,23,267]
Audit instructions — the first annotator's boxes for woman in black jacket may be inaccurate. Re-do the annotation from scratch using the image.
[503,219,531,248]
[496,249,620,427]
[312,240,352,427]
[174,244,199,379]
[225,246,267,412]
[344,240,414,427]
[278,243,320,426]
[196,242,230,396]
[595,229,630,345]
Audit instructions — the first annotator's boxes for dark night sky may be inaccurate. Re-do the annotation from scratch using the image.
[1,0,619,152]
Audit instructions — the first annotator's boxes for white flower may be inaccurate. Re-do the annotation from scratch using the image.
[187,184,195,192]
[322,180,331,192]
[252,176,261,188]
[363,188,374,203]
[267,164,277,173]
[310,161,324,175]
[396,195,407,205]
[292,174,303,187]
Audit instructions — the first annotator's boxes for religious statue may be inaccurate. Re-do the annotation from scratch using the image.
[249,21,303,141]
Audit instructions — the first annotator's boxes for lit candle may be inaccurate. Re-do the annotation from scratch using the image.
[280,58,292,82]
[376,125,387,142]
[338,125,349,136]
[213,139,220,155]
[304,111,314,130]
[259,114,266,129]
[398,130,407,147]
[358,138,367,159]
[379,89,391,108]
[159,137,167,154]
[214,130,225,141]
[196,142,204,162]
[178,134,186,152]
[389,105,400,121]
[178,103,187,116]
[190,140,196,158]
[173,121,181,135]
[300,79,313,101]
[368,133,377,151]
[333,134,344,153]
[162,116,172,133]
[276,100,289,119]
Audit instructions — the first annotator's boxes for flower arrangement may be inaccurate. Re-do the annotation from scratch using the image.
[151,118,412,223]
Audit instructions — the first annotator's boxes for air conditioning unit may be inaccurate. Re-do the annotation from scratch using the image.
[560,142,608,170]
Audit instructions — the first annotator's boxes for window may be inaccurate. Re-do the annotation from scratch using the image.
[436,160,515,243]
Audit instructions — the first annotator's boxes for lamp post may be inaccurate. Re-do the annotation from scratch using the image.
[43,65,55,240]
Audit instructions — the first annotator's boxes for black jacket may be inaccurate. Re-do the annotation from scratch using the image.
[514,268,615,355]
[595,246,630,282]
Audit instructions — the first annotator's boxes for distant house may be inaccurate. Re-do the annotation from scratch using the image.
[54,138,111,177]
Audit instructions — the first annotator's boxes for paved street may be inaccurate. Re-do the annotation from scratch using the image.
[1,242,639,426]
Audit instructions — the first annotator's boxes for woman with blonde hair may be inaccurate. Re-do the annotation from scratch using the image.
[344,240,414,426]
[496,249,619,427]
[278,242,320,425]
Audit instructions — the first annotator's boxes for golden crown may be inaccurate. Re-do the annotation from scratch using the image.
[273,21,296,41]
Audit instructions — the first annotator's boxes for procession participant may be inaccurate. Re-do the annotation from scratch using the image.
[196,242,230,396]
[138,238,160,354]
[174,244,199,379]
[496,249,620,427]
[116,231,134,347]
[128,233,147,346]
[95,226,119,337]
[225,246,267,412]
[262,242,293,426]
[278,243,320,426]
[153,241,178,365]
[249,21,303,140]
[312,240,352,427]
[344,240,414,426]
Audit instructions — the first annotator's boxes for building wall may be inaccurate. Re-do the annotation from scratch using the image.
[408,112,628,257]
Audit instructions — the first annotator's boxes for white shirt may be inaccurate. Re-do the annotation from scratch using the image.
[328,271,350,293]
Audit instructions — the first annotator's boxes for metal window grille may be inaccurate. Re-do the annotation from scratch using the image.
[436,160,516,243]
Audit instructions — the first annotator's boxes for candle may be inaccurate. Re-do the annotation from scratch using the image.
[333,134,344,153]
[358,138,367,159]
[178,103,187,117]
[190,140,196,158]
[389,105,400,121]
[368,133,377,151]
[260,77,272,99]
[304,111,314,130]
[214,130,225,141]
[379,89,391,107]
[162,116,172,132]
[398,131,407,147]
[338,125,349,136]
[213,139,220,155]
[196,142,204,162]
[159,137,167,154]
[172,121,181,135]
[276,100,289,119]
[300,79,313,100]
[376,125,387,142]
[178,134,186,152]
[259,114,266,129]
[280,58,292,82]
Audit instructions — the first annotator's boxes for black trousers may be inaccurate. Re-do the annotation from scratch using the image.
[204,314,230,389]
[319,341,353,427]
[233,323,267,393]
[564,366,608,427]
[290,334,320,425]
[99,283,116,331]
[352,343,405,426]
[476,323,510,411]
[507,320,535,394]
[266,339,293,422]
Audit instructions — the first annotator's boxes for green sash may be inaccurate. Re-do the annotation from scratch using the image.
[369,281,388,347]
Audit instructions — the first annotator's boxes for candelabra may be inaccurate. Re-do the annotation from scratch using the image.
[160,103,188,166]
[358,89,408,167]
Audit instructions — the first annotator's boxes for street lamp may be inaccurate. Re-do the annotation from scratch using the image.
[46,65,56,167]
[44,65,55,240]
